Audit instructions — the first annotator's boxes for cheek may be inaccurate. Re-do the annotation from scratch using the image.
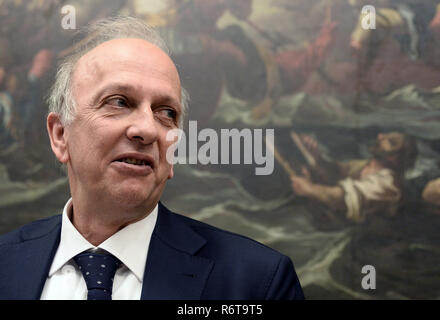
[158,132,176,168]
[159,141,173,165]
[67,121,120,164]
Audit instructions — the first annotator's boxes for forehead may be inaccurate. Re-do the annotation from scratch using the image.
[72,38,181,102]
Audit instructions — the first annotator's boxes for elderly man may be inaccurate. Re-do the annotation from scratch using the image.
[0,16,304,300]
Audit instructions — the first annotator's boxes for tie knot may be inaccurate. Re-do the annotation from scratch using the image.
[74,252,121,300]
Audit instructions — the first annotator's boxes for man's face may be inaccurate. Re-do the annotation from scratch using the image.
[376,132,405,153]
[370,132,405,164]
[60,39,182,210]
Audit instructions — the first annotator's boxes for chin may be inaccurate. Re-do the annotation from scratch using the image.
[111,185,155,208]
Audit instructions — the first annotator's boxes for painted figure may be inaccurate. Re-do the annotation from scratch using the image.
[290,132,418,223]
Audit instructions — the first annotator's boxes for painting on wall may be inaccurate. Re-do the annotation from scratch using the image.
[1,0,440,299]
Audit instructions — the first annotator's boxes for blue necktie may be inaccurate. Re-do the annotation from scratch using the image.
[74,252,121,300]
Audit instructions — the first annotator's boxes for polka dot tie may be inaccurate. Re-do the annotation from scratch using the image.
[74,252,121,300]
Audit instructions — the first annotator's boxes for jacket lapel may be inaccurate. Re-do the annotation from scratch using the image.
[141,203,214,299]
[0,216,61,300]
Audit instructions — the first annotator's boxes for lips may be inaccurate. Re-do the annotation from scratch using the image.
[117,157,150,166]
[112,153,155,168]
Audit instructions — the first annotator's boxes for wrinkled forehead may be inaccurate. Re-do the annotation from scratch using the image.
[72,38,181,93]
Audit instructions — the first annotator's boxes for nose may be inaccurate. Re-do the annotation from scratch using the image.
[126,106,159,145]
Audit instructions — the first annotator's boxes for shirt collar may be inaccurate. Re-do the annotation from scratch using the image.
[49,197,158,282]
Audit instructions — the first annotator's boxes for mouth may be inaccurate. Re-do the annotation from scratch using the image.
[115,157,152,167]
[112,153,155,169]
[111,155,155,176]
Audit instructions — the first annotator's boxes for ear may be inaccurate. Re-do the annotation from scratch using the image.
[47,112,69,163]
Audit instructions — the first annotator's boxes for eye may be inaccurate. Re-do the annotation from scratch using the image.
[154,107,178,126]
[105,96,130,108]
[161,109,177,119]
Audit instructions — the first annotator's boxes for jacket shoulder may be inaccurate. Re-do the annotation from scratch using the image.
[164,205,285,261]
[0,215,62,246]
[161,205,305,299]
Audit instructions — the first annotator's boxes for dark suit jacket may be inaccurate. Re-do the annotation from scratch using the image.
[0,202,304,300]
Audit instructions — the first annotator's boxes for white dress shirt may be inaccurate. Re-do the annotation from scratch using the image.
[40,198,158,300]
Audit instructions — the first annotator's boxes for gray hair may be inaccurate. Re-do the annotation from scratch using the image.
[47,16,189,128]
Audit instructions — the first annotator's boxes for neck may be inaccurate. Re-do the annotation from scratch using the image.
[69,194,156,246]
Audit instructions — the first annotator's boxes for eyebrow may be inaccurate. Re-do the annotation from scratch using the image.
[91,83,181,110]
[91,83,137,104]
